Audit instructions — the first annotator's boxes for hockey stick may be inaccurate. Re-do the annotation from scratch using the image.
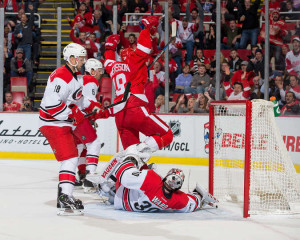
[85,81,131,118]
[147,21,177,70]
[150,0,154,16]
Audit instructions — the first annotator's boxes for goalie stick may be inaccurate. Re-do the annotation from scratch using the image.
[85,81,131,118]
[147,21,177,70]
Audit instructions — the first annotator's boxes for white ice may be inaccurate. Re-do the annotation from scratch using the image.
[0,159,299,240]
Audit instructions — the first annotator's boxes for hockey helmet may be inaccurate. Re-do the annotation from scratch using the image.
[85,58,103,76]
[63,43,87,66]
[164,168,185,191]
[120,48,133,61]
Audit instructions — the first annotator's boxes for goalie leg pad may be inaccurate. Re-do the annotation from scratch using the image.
[73,118,97,144]
[193,183,219,208]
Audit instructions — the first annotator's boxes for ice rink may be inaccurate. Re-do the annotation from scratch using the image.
[0,159,299,240]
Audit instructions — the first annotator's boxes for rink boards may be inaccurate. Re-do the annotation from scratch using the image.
[0,113,299,172]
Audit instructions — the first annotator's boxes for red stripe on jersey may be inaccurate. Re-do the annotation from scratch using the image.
[86,156,98,164]
[50,66,74,83]
[39,108,56,120]
[59,173,76,183]
[187,194,200,212]
[115,161,135,181]
[123,188,132,211]
[83,75,99,87]
[46,102,67,116]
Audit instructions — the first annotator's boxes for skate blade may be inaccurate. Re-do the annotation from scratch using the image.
[57,208,84,216]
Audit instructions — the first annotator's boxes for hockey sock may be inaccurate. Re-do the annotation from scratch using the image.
[86,155,98,173]
[59,157,78,196]
[78,149,87,174]
[145,129,173,150]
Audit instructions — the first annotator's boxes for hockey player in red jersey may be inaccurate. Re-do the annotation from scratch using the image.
[87,148,218,213]
[76,58,107,193]
[101,16,173,157]
[39,43,104,215]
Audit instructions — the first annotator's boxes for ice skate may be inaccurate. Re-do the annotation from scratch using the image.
[57,187,84,216]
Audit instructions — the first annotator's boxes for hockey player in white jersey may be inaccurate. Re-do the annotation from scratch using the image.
[76,58,106,192]
[39,43,104,215]
[87,147,218,213]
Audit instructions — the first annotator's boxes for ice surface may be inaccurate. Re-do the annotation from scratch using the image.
[0,159,299,240]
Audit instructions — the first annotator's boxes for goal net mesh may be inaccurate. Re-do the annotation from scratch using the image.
[211,100,300,214]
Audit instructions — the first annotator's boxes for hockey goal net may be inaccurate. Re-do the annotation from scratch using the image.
[208,100,300,218]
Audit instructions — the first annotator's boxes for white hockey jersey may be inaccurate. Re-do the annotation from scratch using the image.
[39,65,91,127]
[82,75,99,102]
[113,160,200,213]
[176,20,197,43]
[285,50,300,77]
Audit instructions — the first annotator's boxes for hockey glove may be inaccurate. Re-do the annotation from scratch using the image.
[68,104,85,126]
[105,34,120,52]
[94,108,110,119]
[85,100,104,114]
[139,16,159,30]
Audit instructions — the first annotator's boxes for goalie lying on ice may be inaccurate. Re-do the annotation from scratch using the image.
[87,154,218,212]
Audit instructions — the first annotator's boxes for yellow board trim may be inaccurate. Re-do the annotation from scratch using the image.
[0,152,299,173]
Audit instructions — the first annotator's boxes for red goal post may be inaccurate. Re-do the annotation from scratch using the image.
[208,100,300,218]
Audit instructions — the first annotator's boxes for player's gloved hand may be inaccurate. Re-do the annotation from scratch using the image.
[94,108,110,119]
[139,16,159,30]
[85,100,104,114]
[68,104,85,126]
[105,34,120,51]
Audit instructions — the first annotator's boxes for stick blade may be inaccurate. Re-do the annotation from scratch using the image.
[171,21,177,38]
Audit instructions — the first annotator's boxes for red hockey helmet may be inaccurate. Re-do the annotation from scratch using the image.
[120,48,133,61]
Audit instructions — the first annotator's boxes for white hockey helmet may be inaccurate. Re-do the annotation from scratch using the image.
[63,43,87,66]
[85,58,103,76]
[164,168,185,191]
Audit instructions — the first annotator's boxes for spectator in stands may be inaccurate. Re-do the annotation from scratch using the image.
[167,0,181,20]
[89,33,101,59]
[69,26,98,59]
[155,95,165,113]
[14,4,34,60]
[178,96,196,113]
[2,0,18,22]
[169,94,188,113]
[3,44,11,93]
[280,74,300,101]
[176,16,199,64]
[149,61,166,98]
[202,0,214,13]
[92,9,104,38]
[3,91,21,112]
[19,96,37,112]
[261,0,281,19]
[186,0,204,49]
[11,8,25,26]
[205,24,216,49]
[175,64,193,93]
[10,48,32,86]
[193,92,210,113]
[283,0,298,20]
[285,37,300,78]
[224,80,251,100]
[277,44,290,72]
[71,3,94,34]
[159,53,178,89]
[247,48,265,79]
[238,0,261,49]
[232,60,255,86]
[117,0,128,26]
[250,76,263,100]
[221,19,241,49]
[228,49,243,72]
[184,64,210,94]
[281,92,300,115]
[129,7,143,25]
[25,0,41,13]
[102,98,111,108]
[119,25,137,49]
[247,44,259,61]
[145,71,159,113]
[226,0,240,21]
[127,0,148,13]
[260,10,287,70]
[4,23,15,58]
[190,48,210,73]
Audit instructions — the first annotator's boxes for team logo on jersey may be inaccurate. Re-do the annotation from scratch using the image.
[72,87,83,100]
[168,120,181,137]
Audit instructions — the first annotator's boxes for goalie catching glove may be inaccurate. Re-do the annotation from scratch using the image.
[105,34,120,52]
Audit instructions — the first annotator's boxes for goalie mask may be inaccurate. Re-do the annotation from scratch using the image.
[63,43,87,68]
[163,168,185,191]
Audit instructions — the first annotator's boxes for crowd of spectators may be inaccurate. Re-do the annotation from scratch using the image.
[2,0,300,116]
[2,0,43,108]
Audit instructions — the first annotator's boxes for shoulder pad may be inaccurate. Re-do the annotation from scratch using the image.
[83,75,99,87]
[50,66,74,84]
